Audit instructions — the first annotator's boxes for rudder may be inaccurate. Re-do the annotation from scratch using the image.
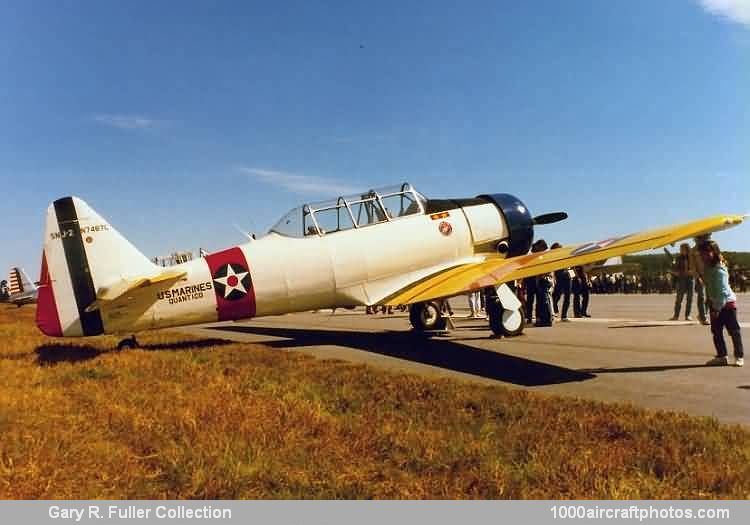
[8,268,24,295]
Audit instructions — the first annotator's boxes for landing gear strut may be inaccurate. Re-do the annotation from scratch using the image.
[116,336,139,351]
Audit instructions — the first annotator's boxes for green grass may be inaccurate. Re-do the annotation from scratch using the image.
[0,304,748,499]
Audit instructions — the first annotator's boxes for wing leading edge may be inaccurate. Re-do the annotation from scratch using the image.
[384,214,745,306]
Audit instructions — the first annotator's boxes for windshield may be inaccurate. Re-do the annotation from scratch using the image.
[269,182,425,237]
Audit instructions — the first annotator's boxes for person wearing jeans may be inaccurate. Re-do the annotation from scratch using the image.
[699,241,744,367]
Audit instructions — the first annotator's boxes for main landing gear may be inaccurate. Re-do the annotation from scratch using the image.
[409,301,448,332]
[408,284,525,337]
[116,336,139,351]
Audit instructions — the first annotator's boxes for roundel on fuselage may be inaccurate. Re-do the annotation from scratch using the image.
[212,263,252,301]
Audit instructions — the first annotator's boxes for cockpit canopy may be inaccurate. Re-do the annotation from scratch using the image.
[270,183,426,237]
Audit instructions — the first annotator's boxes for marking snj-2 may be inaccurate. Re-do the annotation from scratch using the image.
[49,223,110,240]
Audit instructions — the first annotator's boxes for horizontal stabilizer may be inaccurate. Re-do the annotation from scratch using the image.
[84,269,186,313]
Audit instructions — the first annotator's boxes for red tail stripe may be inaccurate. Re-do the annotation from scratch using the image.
[36,252,63,337]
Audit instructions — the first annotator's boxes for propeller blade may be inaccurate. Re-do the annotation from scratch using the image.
[533,212,568,225]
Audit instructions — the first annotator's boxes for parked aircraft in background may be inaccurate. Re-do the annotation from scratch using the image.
[8,267,38,307]
[35,183,744,349]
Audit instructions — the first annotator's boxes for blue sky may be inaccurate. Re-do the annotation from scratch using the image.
[1,0,748,277]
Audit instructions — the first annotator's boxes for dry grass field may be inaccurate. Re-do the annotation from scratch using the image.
[1,303,749,499]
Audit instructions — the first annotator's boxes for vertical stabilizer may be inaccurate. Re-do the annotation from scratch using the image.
[8,268,25,295]
[37,196,158,337]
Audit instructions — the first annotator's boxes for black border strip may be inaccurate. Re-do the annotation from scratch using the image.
[424,198,487,214]
[53,197,104,336]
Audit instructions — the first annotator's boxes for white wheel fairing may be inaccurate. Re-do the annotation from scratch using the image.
[501,308,523,332]
[487,285,525,337]
[495,283,522,310]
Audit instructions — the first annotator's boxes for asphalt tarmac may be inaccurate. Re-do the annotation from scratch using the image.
[180,294,750,427]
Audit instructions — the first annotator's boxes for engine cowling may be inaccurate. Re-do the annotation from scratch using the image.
[477,193,534,257]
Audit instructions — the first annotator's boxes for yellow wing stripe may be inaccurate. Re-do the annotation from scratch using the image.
[385,214,744,306]
[379,264,481,305]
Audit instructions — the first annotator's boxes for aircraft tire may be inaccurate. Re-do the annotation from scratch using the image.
[488,301,525,337]
[409,301,447,332]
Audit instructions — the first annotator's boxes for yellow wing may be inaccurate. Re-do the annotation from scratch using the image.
[384,214,744,306]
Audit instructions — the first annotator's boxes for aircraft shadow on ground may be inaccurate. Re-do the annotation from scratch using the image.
[35,344,103,365]
[140,339,233,352]
[579,364,710,374]
[208,325,595,387]
[34,338,233,366]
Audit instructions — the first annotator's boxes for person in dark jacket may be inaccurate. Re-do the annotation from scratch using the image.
[572,265,591,317]
[530,239,553,326]
[535,272,554,326]
[550,242,572,321]
[523,275,536,324]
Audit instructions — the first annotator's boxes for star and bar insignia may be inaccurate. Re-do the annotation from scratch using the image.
[212,263,252,301]
[570,235,631,256]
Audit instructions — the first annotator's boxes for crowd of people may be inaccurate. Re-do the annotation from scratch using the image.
[589,274,655,294]
[516,240,590,326]
[587,269,748,295]
[513,238,744,367]
[360,236,744,367]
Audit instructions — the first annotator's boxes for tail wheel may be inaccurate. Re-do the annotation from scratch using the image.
[409,301,447,332]
[116,336,139,351]
[488,300,525,337]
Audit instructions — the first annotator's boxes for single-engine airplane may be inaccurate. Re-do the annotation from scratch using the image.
[8,267,38,307]
[35,183,744,348]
